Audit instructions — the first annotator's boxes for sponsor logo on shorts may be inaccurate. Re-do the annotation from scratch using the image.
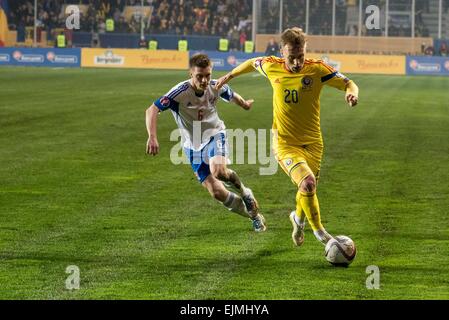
[285,158,293,166]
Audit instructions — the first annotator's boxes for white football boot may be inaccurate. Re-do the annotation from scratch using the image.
[242,188,267,232]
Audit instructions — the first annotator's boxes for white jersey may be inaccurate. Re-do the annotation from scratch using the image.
[154,79,234,150]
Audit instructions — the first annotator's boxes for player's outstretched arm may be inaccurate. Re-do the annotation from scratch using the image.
[231,92,254,110]
[345,81,359,107]
[215,58,257,90]
[145,104,160,156]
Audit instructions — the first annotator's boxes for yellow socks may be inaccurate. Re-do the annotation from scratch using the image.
[296,190,332,244]
[296,190,323,231]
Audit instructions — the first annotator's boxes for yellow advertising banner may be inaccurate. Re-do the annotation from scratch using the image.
[81,48,188,70]
[307,53,406,75]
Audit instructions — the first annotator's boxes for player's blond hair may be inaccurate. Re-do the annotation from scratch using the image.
[280,27,307,48]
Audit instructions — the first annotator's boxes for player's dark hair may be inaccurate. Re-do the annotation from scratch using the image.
[189,54,211,68]
[280,27,307,48]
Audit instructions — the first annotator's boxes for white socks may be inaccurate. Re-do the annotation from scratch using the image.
[313,229,333,245]
[223,192,250,218]
[293,211,306,229]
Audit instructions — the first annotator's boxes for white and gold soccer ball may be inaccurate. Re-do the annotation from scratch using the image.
[324,235,357,266]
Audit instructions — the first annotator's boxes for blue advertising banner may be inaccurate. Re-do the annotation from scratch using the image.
[190,50,263,71]
[0,48,81,67]
[406,56,449,76]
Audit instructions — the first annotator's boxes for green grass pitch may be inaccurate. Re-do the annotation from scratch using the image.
[0,67,448,299]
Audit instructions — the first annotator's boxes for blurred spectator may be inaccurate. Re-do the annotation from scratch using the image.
[439,42,448,57]
[116,16,128,32]
[112,8,121,23]
[64,26,73,47]
[17,17,26,42]
[228,25,239,51]
[239,29,247,51]
[424,45,435,56]
[98,18,106,34]
[91,31,100,47]
[265,37,279,56]
[348,25,358,36]
[138,35,147,48]
[129,14,141,33]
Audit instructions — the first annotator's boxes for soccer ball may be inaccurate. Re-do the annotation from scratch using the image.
[324,235,357,266]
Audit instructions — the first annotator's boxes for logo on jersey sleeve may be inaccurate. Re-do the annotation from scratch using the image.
[254,58,263,68]
[335,72,350,83]
[284,158,293,167]
[160,96,170,107]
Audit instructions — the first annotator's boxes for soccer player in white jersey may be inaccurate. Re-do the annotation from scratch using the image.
[145,53,266,232]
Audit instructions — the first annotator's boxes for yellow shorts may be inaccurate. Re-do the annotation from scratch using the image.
[274,142,323,186]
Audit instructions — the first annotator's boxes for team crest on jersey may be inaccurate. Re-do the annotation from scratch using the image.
[160,96,170,107]
[301,76,313,90]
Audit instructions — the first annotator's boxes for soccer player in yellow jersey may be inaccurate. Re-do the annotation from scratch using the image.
[215,27,359,246]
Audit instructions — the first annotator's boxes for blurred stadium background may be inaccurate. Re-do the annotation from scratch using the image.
[1,1,449,55]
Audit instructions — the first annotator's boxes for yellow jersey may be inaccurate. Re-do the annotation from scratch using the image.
[235,56,352,146]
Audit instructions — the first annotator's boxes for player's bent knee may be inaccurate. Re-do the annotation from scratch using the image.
[300,175,316,193]
[211,166,228,181]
